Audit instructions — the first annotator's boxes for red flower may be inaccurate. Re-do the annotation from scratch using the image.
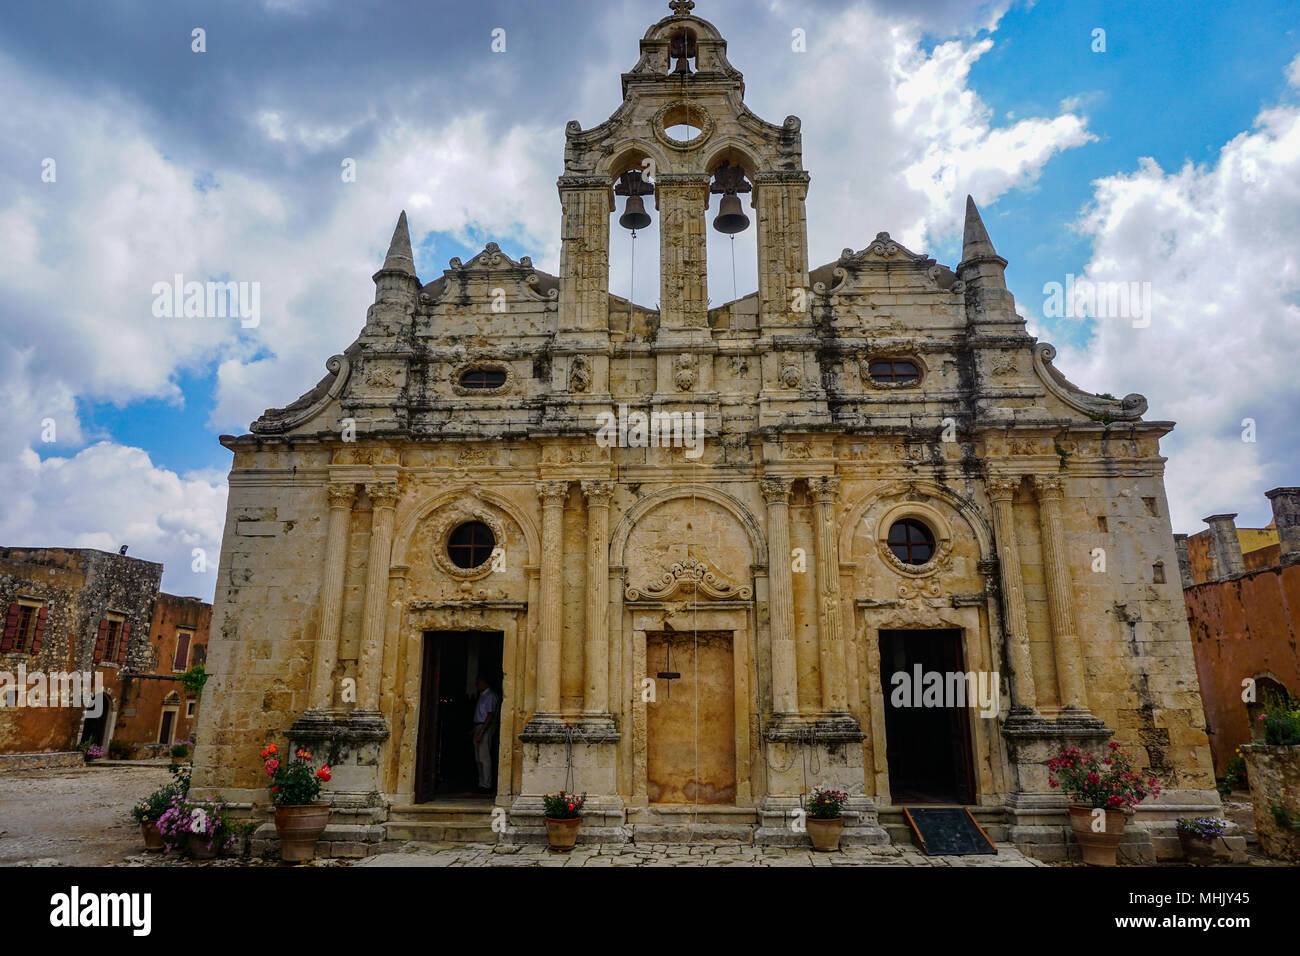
[271,785,278,792]
[567,803,575,811]
[317,766,332,781]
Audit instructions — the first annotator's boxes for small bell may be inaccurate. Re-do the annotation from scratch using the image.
[673,55,691,75]
[713,192,750,234]
[619,194,652,232]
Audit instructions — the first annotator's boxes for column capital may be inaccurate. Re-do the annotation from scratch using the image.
[809,475,841,504]
[1031,473,1066,500]
[654,172,713,189]
[365,481,399,509]
[752,170,811,187]
[557,174,614,191]
[537,479,570,505]
[580,479,615,506]
[986,474,1022,502]
[761,476,795,504]
[325,482,357,508]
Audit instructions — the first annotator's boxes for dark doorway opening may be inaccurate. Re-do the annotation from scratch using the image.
[415,630,504,803]
[879,628,976,805]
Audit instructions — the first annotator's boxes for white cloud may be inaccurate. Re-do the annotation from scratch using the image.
[0,444,226,596]
[1052,55,1300,531]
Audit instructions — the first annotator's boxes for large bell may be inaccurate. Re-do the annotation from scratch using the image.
[713,192,750,234]
[618,194,652,231]
[672,54,691,75]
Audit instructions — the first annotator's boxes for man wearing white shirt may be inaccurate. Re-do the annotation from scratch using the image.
[472,676,500,793]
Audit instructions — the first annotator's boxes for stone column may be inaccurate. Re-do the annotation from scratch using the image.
[557,175,611,335]
[656,174,710,333]
[753,170,811,328]
[535,480,569,716]
[357,481,398,714]
[1204,513,1245,581]
[1173,534,1195,587]
[581,480,614,716]
[1032,474,1088,712]
[810,476,848,714]
[987,475,1037,713]
[761,478,799,717]
[1265,488,1300,565]
[309,482,356,711]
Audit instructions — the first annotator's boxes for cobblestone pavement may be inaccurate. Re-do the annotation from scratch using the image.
[354,841,1049,867]
[0,765,174,866]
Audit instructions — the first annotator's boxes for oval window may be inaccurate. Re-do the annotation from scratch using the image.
[867,358,921,385]
[459,367,507,390]
[887,518,935,566]
[447,521,496,570]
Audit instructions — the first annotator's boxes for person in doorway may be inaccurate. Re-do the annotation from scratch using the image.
[471,675,500,793]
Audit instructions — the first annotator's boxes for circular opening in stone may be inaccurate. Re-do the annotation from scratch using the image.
[887,518,936,566]
[661,103,706,145]
[448,520,496,570]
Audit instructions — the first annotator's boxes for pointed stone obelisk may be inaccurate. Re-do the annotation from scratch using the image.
[957,195,1008,282]
[372,210,419,303]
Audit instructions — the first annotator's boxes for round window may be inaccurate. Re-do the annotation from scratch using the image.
[887,518,935,566]
[867,358,921,385]
[459,367,507,390]
[447,521,496,570]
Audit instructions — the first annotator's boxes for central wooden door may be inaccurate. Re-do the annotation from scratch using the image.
[645,630,736,804]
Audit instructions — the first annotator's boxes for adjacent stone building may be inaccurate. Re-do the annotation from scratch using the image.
[0,546,210,760]
[1178,489,1300,775]
[191,2,1220,860]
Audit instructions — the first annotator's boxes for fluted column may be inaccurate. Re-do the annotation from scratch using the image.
[761,478,799,716]
[581,480,614,715]
[810,476,848,713]
[536,480,569,716]
[987,475,1037,712]
[309,482,356,711]
[1033,474,1088,711]
[357,481,398,714]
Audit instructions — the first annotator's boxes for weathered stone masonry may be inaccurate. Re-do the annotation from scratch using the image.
[191,3,1220,860]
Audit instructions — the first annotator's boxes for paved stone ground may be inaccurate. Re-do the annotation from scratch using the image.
[354,841,1049,867]
[0,764,174,866]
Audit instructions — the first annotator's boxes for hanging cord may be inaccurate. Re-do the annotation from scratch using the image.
[730,233,738,304]
[629,227,637,309]
[799,724,821,812]
[564,725,576,796]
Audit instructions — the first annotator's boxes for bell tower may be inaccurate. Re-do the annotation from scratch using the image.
[549,0,822,428]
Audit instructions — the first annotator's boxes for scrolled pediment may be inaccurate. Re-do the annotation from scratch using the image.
[626,557,752,602]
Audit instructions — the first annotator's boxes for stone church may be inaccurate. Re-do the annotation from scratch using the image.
[192,1,1220,859]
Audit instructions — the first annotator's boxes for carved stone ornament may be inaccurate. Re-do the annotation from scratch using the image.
[674,353,697,391]
[569,354,592,393]
[779,363,802,388]
[626,557,752,602]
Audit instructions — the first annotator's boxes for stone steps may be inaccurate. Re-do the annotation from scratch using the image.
[386,802,499,843]
[878,805,1009,848]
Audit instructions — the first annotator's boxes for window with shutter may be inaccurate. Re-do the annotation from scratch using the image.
[94,619,109,660]
[117,621,131,665]
[1,603,18,653]
[173,632,192,672]
[30,607,48,655]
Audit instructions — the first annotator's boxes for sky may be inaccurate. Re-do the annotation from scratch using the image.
[1,0,1298,599]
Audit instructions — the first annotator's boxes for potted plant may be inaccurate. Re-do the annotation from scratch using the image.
[1241,693,1300,860]
[170,740,191,760]
[79,742,104,763]
[132,763,190,852]
[1176,816,1228,864]
[1048,742,1160,866]
[156,794,235,858]
[805,787,848,852]
[263,744,332,863]
[541,790,584,851]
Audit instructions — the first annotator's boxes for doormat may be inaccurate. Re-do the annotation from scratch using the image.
[903,807,997,856]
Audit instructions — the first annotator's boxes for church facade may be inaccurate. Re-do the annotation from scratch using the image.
[191,2,1220,860]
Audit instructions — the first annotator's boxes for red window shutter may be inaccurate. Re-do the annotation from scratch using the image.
[1,604,17,653]
[94,619,109,660]
[117,621,130,664]
[30,607,48,655]
[173,633,192,672]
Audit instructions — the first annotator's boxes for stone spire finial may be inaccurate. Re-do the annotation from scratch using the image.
[669,0,695,15]
[380,210,416,277]
[962,195,999,263]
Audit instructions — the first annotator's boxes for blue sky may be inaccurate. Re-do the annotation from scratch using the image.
[1,0,1298,598]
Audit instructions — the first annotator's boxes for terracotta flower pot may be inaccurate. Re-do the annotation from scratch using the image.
[140,820,165,852]
[544,815,582,851]
[806,815,844,852]
[1068,806,1127,866]
[274,803,331,863]
[187,834,218,859]
[1178,831,1220,865]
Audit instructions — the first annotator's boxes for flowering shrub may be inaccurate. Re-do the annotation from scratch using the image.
[132,763,190,824]
[262,744,331,806]
[541,790,584,819]
[1176,817,1228,839]
[156,795,236,854]
[1220,749,1249,793]
[1258,693,1300,746]
[1047,742,1160,811]
[806,787,848,819]
[80,744,105,761]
